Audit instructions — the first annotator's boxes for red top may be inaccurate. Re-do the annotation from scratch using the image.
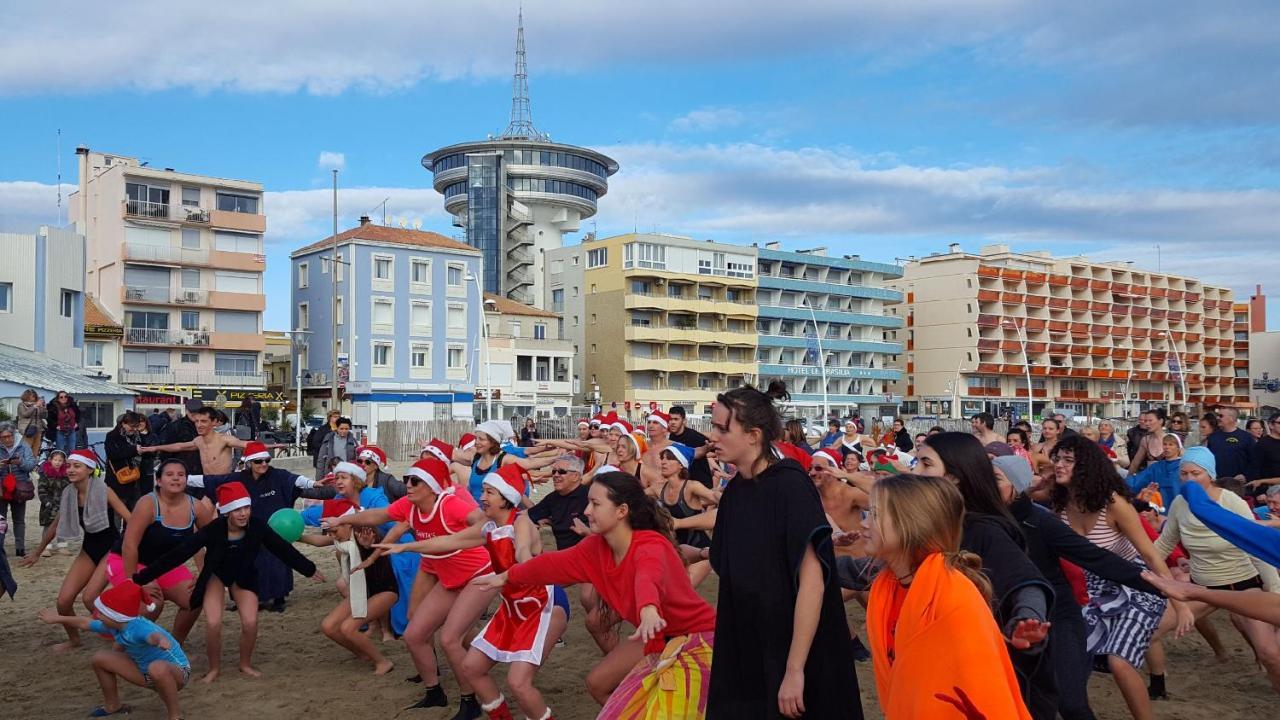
[507,530,715,650]
[387,491,482,560]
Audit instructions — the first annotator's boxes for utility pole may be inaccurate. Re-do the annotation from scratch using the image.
[331,169,340,411]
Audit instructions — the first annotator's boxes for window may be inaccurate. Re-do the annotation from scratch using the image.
[79,401,116,430]
[591,313,597,324]
[181,187,201,207]
[181,269,200,289]
[84,341,105,367]
[447,346,465,369]
[181,311,200,331]
[590,344,597,353]
[411,259,431,286]
[297,263,309,289]
[373,256,393,281]
[447,264,464,287]
[409,301,431,335]
[335,297,343,325]
[215,192,259,214]
[372,342,393,367]
[334,253,344,282]
[551,289,564,312]
[624,242,665,269]
[213,231,260,253]
[181,352,198,364]
[572,286,579,297]
[0,282,9,312]
[587,248,608,268]
[298,303,310,330]
[372,298,394,332]
[214,352,257,376]
[60,290,75,318]
[411,344,431,371]
[214,310,257,333]
[517,355,533,381]
[448,304,466,333]
[534,324,546,340]
[181,228,201,249]
[507,320,522,337]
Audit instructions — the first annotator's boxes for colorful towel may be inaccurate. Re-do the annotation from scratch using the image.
[599,632,714,720]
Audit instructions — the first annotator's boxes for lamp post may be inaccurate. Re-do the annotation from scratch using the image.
[285,329,312,447]
[802,299,830,421]
[330,168,339,412]
[1002,318,1034,421]
[466,272,493,421]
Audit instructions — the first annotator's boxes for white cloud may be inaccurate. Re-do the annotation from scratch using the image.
[2,1,1275,125]
[317,151,346,171]
[670,108,745,132]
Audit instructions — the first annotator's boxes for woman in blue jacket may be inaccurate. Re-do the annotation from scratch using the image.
[1126,433,1184,513]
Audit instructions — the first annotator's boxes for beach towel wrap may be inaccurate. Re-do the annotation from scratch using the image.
[56,476,110,542]
[336,538,368,618]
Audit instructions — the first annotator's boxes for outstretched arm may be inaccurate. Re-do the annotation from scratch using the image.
[37,608,94,630]
[375,522,484,556]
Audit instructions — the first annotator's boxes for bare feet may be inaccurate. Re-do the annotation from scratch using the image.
[374,659,394,676]
[201,669,220,684]
[51,640,80,653]
[239,664,263,678]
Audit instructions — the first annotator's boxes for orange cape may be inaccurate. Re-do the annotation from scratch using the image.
[867,552,1031,719]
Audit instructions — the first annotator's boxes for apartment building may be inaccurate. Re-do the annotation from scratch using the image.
[755,244,905,420]
[71,147,268,404]
[892,244,1244,420]
[290,218,483,433]
[83,294,123,382]
[0,225,86,366]
[549,233,758,416]
[477,293,574,418]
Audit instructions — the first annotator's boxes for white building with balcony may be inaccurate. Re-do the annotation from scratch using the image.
[478,293,575,419]
[71,147,269,406]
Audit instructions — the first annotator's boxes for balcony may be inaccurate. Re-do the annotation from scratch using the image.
[625,324,755,347]
[626,356,757,375]
[209,209,267,233]
[210,332,266,352]
[977,289,1001,302]
[119,369,268,387]
[125,200,212,225]
[125,328,210,347]
[625,293,757,317]
[1047,297,1070,309]
[1048,274,1071,287]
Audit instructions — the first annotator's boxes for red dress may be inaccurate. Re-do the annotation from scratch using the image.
[386,490,491,590]
[470,512,559,665]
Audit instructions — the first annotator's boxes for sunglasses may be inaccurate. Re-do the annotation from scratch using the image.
[406,476,428,487]
[249,459,269,465]
[551,468,576,475]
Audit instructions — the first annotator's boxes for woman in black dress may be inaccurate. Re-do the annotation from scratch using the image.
[705,386,862,719]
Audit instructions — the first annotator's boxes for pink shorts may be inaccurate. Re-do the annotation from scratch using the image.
[105,552,194,591]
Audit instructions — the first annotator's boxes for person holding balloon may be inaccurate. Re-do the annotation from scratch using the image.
[187,441,324,613]
[133,481,324,683]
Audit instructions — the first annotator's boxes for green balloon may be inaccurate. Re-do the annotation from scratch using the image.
[268,508,304,543]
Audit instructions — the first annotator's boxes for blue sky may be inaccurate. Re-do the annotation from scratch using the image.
[1,1,1277,329]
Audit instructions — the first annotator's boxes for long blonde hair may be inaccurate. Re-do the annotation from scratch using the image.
[871,473,992,601]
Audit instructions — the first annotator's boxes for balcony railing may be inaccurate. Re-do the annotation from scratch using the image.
[119,369,267,386]
[123,242,209,266]
[125,200,210,224]
[124,286,209,305]
[125,328,211,346]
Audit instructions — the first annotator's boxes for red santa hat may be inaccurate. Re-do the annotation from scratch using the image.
[241,441,271,463]
[423,438,454,465]
[333,461,367,482]
[216,481,252,514]
[321,498,356,520]
[610,418,634,435]
[646,410,671,429]
[67,449,99,470]
[356,444,387,469]
[457,433,477,451]
[811,447,842,469]
[404,457,452,495]
[589,415,604,427]
[771,442,813,471]
[93,580,156,623]
[577,418,591,428]
[482,463,529,507]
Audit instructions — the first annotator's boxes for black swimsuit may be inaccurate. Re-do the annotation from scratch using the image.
[661,478,711,549]
[112,492,197,564]
[79,505,118,564]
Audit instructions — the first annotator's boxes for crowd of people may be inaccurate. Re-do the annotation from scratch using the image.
[6,384,1280,719]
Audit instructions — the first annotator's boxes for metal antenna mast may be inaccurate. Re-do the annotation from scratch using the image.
[500,5,549,141]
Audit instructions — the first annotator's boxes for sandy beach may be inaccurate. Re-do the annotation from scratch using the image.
[3,497,1277,719]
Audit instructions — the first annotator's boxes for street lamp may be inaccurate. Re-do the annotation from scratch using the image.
[284,329,312,447]
[465,272,493,421]
[802,299,830,421]
[1001,318,1034,421]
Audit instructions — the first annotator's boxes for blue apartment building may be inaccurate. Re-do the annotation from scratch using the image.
[290,218,483,436]
[755,244,905,420]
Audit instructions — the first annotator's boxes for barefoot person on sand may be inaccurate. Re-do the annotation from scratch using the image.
[146,407,282,477]
[21,449,132,651]
[132,481,324,682]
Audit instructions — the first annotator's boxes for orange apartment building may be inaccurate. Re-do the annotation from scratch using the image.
[891,244,1249,420]
[71,148,269,407]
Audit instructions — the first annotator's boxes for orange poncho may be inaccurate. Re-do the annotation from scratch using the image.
[867,552,1031,719]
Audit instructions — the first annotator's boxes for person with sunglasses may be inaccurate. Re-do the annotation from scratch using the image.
[185,441,324,613]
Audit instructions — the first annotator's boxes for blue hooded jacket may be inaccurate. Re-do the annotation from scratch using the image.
[1126,458,1182,513]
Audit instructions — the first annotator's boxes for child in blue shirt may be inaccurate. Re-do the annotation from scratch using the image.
[38,579,189,719]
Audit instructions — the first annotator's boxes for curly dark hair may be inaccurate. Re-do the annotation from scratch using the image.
[1049,434,1129,514]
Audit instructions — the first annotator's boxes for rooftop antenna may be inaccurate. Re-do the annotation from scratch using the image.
[370,197,390,225]
[499,3,549,141]
[55,129,62,226]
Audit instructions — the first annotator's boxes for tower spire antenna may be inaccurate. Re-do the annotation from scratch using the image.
[500,3,549,141]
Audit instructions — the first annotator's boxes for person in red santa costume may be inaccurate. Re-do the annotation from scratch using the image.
[378,463,569,720]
